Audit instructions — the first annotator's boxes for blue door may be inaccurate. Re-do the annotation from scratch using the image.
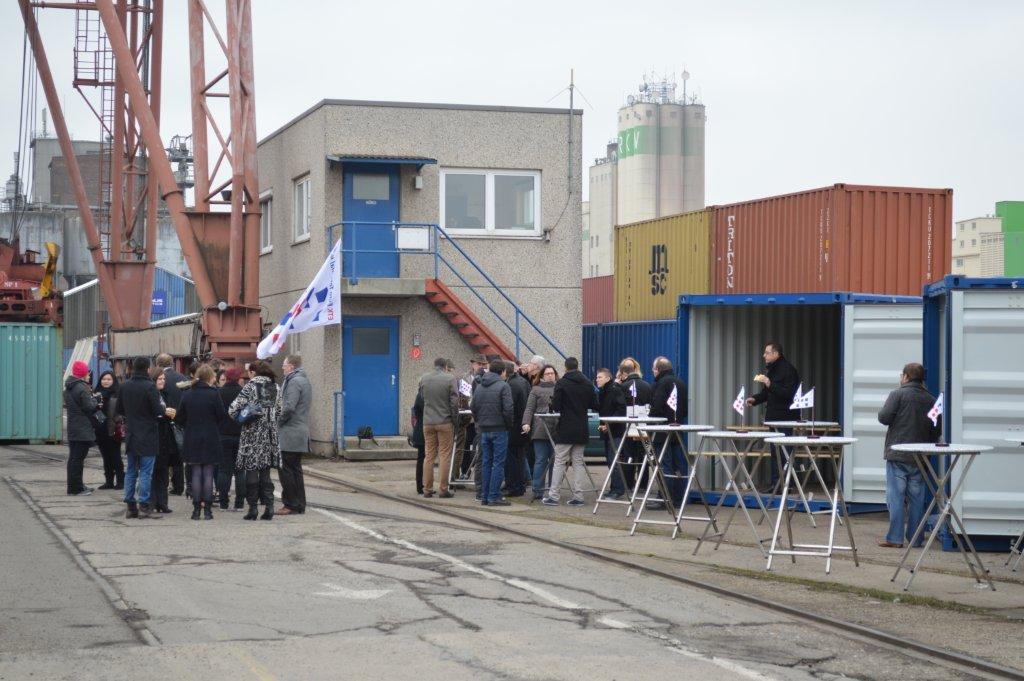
[342,164,400,277]
[342,316,399,436]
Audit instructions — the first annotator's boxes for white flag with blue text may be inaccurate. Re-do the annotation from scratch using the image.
[791,385,815,410]
[928,393,943,427]
[257,239,342,359]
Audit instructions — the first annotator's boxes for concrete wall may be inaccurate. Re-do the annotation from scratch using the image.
[30,137,101,204]
[952,216,1002,276]
[256,100,582,450]
[587,160,616,277]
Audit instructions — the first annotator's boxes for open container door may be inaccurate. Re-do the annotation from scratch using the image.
[841,299,923,504]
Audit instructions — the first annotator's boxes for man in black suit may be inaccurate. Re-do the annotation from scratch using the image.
[117,356,166,518]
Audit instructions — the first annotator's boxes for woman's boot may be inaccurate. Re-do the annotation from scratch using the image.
[204,505,214,520]
[243,505,258,520]
[190,503,201,520]
[260,503,273,521]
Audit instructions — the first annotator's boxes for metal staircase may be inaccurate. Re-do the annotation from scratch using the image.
[424,278,516,360]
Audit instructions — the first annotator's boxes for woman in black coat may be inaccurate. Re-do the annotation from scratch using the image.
[217,367,246,511]
[176,364,227,520]
[151,369,179,514]
[93,371,125,489]
[411,392,425,494]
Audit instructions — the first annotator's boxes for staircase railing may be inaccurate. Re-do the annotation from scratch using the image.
[326,220,566,361]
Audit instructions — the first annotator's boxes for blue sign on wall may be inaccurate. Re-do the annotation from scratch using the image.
[151,290,167,315]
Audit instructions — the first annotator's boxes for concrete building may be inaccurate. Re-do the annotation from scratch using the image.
[953,216,1003,276]
[584,74,705,279]
[29,136,102,205]
[257,99,582,453]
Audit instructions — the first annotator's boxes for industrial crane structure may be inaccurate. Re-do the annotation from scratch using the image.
[16,0,262,359]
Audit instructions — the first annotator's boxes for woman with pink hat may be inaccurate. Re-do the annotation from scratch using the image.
[64,360,99,495]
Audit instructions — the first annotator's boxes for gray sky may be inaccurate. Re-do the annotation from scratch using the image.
[1,0,1021,221]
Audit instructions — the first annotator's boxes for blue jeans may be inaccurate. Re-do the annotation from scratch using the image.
[123,454,156,505]
[602,438,626,496]
[657,436,688,506]
[886,460,926,546]
[479,431,508,503]
[531,439,554,496]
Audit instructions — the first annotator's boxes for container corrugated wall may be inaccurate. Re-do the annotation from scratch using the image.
[712,184,952,296]
[1,323,62,442]
[582,276,614,324]
[614,209,712,321]
[582,320,677,382]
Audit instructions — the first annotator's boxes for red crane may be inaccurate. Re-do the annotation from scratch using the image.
[16,0,262,360]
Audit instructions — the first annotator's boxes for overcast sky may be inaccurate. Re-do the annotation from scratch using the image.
[1,0,1021,221]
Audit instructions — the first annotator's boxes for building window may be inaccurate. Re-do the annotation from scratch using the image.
[294,176,311,242]
[441,169,541,236]
[594,234,599,247]
[972,239,977,247]
[960,240,964,248]
[955,258,964,267]
[259,194,272,254]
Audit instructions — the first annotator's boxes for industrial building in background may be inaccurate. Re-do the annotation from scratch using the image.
[952,201,1024,277]
[583,73,706,278]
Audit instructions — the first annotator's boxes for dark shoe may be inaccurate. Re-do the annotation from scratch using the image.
[566,499,585,507]
[532,493,544,501]
[423,490,435,498]
[204,507,213,520]
[191,505,201,521]
[138,503,159,519]
[125,502,139,519]
[234,500,245,510]
[69,487,93,496]
[98,482,115,490]
[541,497,559,506]
[439,491,455,499]
[157,507,173,514]
[243,505,258,520]
[219,502,229,511]
[114,483,125,490]
[489,499,511,506]
[260,506,274,521]
[506,490,525,498]
[877,540,903,548]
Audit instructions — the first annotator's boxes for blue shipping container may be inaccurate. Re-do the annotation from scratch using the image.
[582,320,678,382]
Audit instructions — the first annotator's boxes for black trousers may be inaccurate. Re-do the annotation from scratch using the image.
[504,442,526,495]
[67,441,90,494]
[171,462,184,495]
[152,447,170,511]
[415,445,425,494]
[190,463,215,506]
[97,436,123,486]
[279,451,307,512]
[245,468,274,507]
[216,441,245,508]
[621,440,647,494]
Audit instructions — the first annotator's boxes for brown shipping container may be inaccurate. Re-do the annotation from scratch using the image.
[614,209,712,321]
[712,184,952,296]
[582,275,615,324]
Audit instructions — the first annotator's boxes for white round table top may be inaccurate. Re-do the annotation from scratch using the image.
[459,409,472,415]
[764,420,840,428]
[891,443,994,454]
[599,416,668,423]
[537,412,560,418]
[768,436,857,446]
[699,430,786,440]
[637,424,714,433]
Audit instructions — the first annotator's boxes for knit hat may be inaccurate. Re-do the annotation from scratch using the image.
[71,361,90,378]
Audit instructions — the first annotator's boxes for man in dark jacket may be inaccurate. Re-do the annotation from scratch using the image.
[649,357,689,506]
[618,359,653,493]
[877,363,941,548]
[471,360,514,506]
[746,341,801,486]
[595,368,627,500]
[505,360,532,497]
[156,353,188,494]
[117,356,166,518]
[217,367,246,510]
[64,361,98,496]
[454,353,488,481]
[543,357,598,507]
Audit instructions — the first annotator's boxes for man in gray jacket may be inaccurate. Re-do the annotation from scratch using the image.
[419,357,460,498]
[278,355,312,515]
[471,360,514,506]
[877,362,941,548]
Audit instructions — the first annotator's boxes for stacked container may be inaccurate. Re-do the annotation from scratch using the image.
[0,322,63,442]
[582,276,614,324]
[614,208,712,321]
[712,184,952,296]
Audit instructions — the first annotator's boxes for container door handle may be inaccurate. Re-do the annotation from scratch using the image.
[391,374,396,386]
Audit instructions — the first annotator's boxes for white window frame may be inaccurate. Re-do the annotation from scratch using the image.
[440,168,542,237]
[293,176,311,244]
[259,190,273,255]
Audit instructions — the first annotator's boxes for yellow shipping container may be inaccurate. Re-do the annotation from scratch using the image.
[614,209,712,321]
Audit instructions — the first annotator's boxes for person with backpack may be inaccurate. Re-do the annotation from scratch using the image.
[228,360,281,521]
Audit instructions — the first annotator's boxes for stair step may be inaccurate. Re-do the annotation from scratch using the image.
[461,332,479,339]
[424,291,439,298]
[432,301,450,308]
[454,322,469,328]
[472,342,489,349]
[443,311,458,318]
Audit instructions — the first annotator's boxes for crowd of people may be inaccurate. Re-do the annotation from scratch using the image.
[410,344,943,550]
[62,352,313,522]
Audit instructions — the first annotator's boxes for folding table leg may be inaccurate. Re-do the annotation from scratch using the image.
[767,454,797,570]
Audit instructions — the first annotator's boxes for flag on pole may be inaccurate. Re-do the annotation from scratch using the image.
[732,386,746,416]
[628,382,638,399]
[791,385,815,410]
[667,384,678,412]
[257,239,342,359]
[458,379,472,398]
[928,393,944,427]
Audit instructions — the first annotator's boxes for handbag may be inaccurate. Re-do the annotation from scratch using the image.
[114,419,127,442]
[234,382,270,425]
[171,423,185,452]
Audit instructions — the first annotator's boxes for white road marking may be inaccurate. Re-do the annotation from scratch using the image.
[310,505,775,680]
[312,583,391,600]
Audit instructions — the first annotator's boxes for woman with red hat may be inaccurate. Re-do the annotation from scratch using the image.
[64,360,99,495]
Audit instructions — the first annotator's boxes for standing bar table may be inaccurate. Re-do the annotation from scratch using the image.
[536,412,599,495]
[889,443,996,591]
[1007,438,1024,572]
[764,420,841,526]
[592,416,666,515]
[694,431,784,558]
[631,424,714,537]
[449,409,476,489]
[765,436,858,574]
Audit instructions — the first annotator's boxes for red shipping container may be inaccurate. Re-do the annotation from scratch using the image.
[582,276,614,324]
[712,184,952,296]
